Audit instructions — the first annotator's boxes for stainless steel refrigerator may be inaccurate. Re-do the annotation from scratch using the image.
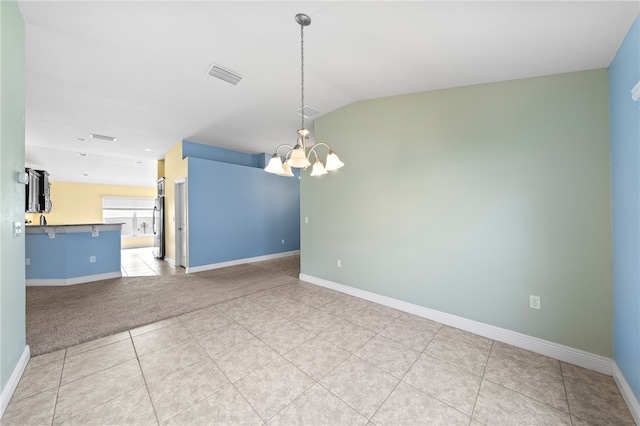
[153,178,165,259]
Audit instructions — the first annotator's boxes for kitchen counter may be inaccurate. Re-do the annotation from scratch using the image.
[25,223,123,286]
[26,223,123,237]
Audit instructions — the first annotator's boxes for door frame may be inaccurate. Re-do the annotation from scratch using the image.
[174,177,187,269]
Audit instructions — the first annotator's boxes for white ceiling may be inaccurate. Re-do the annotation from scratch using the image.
[18,1,639,188]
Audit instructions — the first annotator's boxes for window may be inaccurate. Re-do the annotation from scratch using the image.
[102,196,155,238]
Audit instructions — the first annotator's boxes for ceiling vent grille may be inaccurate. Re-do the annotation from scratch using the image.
[296,105,320,118]
[207,64,243,85]
[90,133,116,142]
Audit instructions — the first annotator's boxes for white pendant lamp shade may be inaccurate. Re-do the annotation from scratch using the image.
[310,158,328,176]
[288,144,311,168]
[265,154,285,174]
[278,161,294,177]
[324,150,344,171]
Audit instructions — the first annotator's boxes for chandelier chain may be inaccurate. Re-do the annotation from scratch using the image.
[300,22,305,131]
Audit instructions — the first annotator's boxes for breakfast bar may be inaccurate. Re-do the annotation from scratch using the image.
[25,223,123,286]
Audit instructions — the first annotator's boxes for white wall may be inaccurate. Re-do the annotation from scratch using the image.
[0,0,27,414]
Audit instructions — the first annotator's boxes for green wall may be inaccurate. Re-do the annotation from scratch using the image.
[303,69,613,357]
[0,0,26,392]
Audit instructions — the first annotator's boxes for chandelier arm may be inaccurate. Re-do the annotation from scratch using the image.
[273,143,295,157]
[284,148,294,160]
[305,142,333,160]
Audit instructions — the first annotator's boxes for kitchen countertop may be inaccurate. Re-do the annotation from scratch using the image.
[25,223,124,236]
[26,223,124,227]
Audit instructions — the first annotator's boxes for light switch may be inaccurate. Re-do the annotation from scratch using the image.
[13,222,22,237]
[16,172,28,184]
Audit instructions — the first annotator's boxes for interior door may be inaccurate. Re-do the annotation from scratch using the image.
[152,199,159,258]
[179,181,187,267]
[175,179,187,268]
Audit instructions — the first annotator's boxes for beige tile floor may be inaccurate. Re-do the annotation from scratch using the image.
[121,247,185,277]
[3,281,635,425]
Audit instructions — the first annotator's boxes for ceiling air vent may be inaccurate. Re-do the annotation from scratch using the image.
[90,133,116,142]
[207,64,243,85]
[296,105,320,118]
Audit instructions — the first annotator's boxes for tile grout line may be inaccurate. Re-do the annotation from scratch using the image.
[181,311,266,425]
[155,324,222,424]
[363,331,422,423]
[265,299,365,421]
[57,349,138,387]
[480,345,574,418]
[389,321,476,421]
[50,347,147,425]
[316,308,422,422]
[420,325,491,378]
[262,313,330,421]
[130,330,161,426]
[156,317,219,424]
[49,348,67,426]
[390,320,480,420]
[560,362,577,426]
[314,372,366,420]
[468,339,496,425]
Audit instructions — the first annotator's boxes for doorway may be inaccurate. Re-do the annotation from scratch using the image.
[174,178,187,268]
[120,247,184,276]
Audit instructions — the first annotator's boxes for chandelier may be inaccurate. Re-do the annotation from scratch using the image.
[264,13,344,177]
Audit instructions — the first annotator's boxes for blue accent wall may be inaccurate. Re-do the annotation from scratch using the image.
[187,156,300,267]
[182,140,264,168]
[609,17,640,402]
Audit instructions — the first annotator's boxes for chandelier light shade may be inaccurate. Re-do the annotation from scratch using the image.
[325,150,345,171]
[278,161,294,177]
[310,158,328,176]
[264,13,344,177]
[265,153,286,175]
[288,139,311,168]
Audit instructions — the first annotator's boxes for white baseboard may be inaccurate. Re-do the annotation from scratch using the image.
[300,274,613,375]
[0,345,30,418]
[164,257,176,267]
[26,271,122,286]
[613,362,640,425]
[187,251,300,274]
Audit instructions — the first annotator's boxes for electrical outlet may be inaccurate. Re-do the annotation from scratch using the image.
[25,258,30,266]
[305,217,309,224]
[529,295,541,310]
[337,259,342,268]
[90,256,96,263]
[281,239,285,244]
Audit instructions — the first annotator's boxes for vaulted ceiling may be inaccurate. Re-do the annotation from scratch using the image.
[18,1,639,187]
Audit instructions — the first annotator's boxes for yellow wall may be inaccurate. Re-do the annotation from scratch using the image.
[163,142,188,262]
[157,159,165,179]
[25,181,156,248]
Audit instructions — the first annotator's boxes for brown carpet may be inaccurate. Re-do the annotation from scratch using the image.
[26,255,300,356]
